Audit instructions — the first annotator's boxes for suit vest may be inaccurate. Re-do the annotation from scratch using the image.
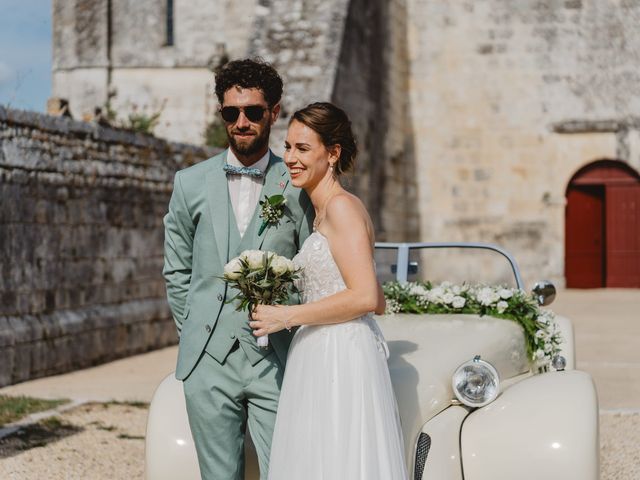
[204,196,274,366]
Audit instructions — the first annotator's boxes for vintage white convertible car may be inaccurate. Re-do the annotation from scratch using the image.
[145,243,599,480]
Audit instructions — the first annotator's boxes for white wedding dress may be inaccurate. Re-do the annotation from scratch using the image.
[267,232,409,480]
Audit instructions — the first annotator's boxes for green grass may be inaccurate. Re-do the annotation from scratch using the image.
[0,395,70,427]
[117,433,145,440]
[103,400,149,409]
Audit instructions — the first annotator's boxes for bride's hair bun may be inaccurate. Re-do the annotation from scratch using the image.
[290,102,357,175]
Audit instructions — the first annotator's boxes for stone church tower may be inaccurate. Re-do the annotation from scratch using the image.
[52,0,640,287]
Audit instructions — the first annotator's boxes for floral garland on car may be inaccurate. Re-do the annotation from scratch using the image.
[383,281,562,367]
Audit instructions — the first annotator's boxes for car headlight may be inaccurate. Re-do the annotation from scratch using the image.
[452,355,500,407]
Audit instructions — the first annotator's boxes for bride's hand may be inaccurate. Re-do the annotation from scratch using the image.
[250,305,292,337]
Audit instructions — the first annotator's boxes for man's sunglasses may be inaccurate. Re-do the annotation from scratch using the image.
[220,105,267,123]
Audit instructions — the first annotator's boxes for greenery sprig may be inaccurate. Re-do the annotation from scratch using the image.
[258,194,287,236]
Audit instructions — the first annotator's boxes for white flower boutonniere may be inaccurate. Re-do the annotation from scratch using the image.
[258,194,287,236]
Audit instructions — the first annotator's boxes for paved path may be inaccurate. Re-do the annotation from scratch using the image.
[0,345,178,403]
[551,288,640,411]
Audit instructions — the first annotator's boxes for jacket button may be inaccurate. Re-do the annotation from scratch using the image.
[205,325,211,333]
[217,294,223,301]
[230,333,236,339]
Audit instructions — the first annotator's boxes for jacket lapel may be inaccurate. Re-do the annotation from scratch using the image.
[206,150,231,267]
[236,152,289,253]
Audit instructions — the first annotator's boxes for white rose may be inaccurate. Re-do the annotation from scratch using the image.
[499,288,513,299]
[442,292,455,304]
[285,258,296,271]
[409,283,429,297]
[496,300,508,313]
[452,296,466,309]
[242,250,268,269]
[428,286,445,303]
[224,257,243,280]
[535,329,546,339]
[535,349,546,360]
[477,287,499,306]
[271,255,290,275]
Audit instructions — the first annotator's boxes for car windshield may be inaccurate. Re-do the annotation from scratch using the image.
[374,244,521,289]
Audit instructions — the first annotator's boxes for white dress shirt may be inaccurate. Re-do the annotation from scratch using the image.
[226,149,270,237]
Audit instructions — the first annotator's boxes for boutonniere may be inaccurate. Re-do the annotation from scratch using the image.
[258,194,287,236]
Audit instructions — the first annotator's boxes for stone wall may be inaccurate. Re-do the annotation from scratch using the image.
[248,0,350,145]
[332,0,419,241]
[407,0,640,286]
[0,106,213,386]
[250,0,420,241]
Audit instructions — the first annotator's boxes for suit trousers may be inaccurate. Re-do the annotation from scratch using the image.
[183,344,284,480]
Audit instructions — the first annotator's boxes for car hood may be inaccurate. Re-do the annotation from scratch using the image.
[375,313,529,446]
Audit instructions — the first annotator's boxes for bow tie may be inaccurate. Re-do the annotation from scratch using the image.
[223,164,265,178]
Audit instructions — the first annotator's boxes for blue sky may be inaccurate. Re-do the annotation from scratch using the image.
[0,0,51,112]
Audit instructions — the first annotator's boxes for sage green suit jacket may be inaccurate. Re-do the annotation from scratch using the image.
[163,149,314,380]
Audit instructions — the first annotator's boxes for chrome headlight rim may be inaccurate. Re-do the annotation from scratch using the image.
[452,355,501,408]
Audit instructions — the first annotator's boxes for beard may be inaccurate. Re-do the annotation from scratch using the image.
[227,122,271,157]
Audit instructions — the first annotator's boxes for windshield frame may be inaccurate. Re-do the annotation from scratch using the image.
[374,242,525,289]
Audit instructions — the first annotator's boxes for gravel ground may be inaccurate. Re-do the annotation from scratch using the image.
[600,411,640,480]
[0,404,637,479]
[0,403,147,480]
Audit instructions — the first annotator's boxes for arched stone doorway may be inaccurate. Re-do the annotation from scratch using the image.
[565,160,640,288]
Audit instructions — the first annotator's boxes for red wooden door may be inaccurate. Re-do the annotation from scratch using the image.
[565,185,605,288]
[606,185,640,287]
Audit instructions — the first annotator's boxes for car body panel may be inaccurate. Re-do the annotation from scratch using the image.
[415,405,467,480]
[145,373,201,480]
[461,370,599,480]
[376,313,530,454]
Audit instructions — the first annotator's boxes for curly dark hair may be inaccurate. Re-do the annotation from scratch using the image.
[214,58,283,107]
[291,102,358,176]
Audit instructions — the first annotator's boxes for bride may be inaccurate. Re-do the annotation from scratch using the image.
[250,102,408,479]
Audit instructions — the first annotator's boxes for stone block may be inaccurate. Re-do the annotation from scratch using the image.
[0,345,15,386]
[10,342,32,384]
[0,316,15,348]
[7,315,44,344]
[0,291,17,316]
[49,335,72,373]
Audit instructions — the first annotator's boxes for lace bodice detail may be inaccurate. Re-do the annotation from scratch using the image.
[293,232,346,303]
[292,231,390,358]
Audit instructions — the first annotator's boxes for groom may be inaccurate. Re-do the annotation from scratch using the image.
[163,58,314,479]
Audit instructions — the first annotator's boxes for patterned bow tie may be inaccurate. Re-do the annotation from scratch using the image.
[223,164,264,178]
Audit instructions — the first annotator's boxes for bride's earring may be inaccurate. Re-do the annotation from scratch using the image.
[329,163,335,173]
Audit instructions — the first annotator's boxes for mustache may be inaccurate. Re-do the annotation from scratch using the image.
[231,127,256,135]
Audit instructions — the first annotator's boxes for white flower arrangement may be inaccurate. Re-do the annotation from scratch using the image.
[222,250,300,347]
[258,194,287,235]
[383,281,563,368]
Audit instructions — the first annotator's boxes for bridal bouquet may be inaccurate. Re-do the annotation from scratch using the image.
[222,250,301,348]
